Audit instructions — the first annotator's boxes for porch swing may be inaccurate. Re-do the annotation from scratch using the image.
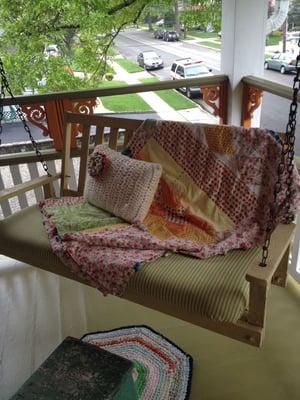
[0,44,299,348]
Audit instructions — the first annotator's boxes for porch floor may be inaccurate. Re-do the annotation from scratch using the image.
[0,255,300,400]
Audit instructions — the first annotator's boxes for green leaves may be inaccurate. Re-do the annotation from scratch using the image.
[0,0,221,95]
[0,0,148,94]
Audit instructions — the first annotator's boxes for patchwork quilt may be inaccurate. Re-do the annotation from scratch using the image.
[41,120,300,296]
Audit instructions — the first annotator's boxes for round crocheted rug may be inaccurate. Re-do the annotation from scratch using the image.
[81,325,193,400]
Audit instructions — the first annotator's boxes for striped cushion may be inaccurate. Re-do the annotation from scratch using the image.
[0,205,256,323]
[124,250,258,323]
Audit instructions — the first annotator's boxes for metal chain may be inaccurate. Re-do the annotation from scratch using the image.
[0,80,5,145]
[260,37,300,267]
[0,57,51,176]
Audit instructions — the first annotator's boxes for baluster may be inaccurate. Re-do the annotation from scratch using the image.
[0,171,12,218]
[68,158,78,191]
[27,162,44,202]
[108,127,119,150]
[9,165,29,210]
[47,160,60,197]
[124,129,134,147]
[95,125,105,145]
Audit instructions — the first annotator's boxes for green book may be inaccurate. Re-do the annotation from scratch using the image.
[10,336,138,400]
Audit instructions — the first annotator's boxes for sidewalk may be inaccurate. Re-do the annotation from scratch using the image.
[184,33,279,56]
[108,59,218,124]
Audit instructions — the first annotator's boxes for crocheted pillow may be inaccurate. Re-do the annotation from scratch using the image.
[84,145,162,223]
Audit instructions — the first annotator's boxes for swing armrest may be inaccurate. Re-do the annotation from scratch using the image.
[246,223,296,287]
[0,174,61,202]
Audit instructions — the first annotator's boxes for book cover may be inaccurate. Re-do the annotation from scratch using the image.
[10,336,138,400]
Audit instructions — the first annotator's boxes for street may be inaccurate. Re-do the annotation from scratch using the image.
[115,29,300,155]
[1,28,299,155]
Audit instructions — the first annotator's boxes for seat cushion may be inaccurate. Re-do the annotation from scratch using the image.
[0,205,258,323]
[0,205,81,282]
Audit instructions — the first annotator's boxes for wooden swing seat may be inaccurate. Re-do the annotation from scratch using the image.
[0,112,296,348]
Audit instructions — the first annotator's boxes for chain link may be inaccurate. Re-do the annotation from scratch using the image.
[0,57,51,176]
[260,38,300,267]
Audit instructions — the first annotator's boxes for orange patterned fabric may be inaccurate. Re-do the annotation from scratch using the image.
[204,125,235,155]
[144,177,216,243]
[126,119,300,258]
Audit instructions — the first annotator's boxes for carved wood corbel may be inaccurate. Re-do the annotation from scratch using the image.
[241,84,264,128]
[21,98,97,150]
[200,81,228,125]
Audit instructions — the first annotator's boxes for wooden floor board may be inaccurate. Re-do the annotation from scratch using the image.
[0,256,300,400]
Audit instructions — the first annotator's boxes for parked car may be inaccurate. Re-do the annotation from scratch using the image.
[153,29,165,39]
[264,53,296,74]
[170,58,212,98]
[286,31,300,40]
[163,31,179,42]
[137,51,164,70]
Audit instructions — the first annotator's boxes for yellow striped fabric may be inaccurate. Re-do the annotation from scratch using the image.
[0,205,259,323]
[124,249,260,323]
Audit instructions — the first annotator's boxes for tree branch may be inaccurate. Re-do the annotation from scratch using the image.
[108,0,139,15]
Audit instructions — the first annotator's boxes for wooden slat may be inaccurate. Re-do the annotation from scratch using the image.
[0,149,62,167]
[272,245,290,287]
[68,158,78,191]
[0,174,61,202]
[246,223,296,286]
[77,124,91,194]
[27,163,44,202]
[61,122,72,196]
[47,160,60,196]
[124,129,134,147]
[10,165,28,209]
[65,112,143,131]
[247,284,267,328]
[0,172,12,217]
[108,127,119,150]
[43,182,55,199]
[95,125,105,145]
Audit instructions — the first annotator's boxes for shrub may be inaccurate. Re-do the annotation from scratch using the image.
[105,73,114,81]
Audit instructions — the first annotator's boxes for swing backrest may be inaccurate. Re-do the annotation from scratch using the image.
[61,112,143,197]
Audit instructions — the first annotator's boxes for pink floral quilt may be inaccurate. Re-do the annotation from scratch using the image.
[41,120,300,296]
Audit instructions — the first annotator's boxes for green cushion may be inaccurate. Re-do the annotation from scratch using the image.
[0,205,258,323]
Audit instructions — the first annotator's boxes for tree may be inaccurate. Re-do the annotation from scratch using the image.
[180,0,221,34]
[142,0,172,31]
[288,0,300,30]
[0,0,149,94]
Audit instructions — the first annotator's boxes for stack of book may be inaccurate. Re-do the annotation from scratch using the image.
[10,336,138,400]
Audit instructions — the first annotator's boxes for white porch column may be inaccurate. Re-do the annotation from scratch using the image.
[221,0,268,125]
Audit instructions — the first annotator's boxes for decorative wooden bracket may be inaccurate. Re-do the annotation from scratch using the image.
[241,84,264,128]
[200,81,228,125]
[20,104,48,137]
[21,98,97,150]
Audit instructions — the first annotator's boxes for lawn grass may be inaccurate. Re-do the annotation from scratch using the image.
[188,31,219,39]
[266,34,281,46]
[99,80,152,112]
[115,58,144,73]
[198,41,221,49]
[140,77,197,110]
[98,80,128,88]
[264,53,273,60]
